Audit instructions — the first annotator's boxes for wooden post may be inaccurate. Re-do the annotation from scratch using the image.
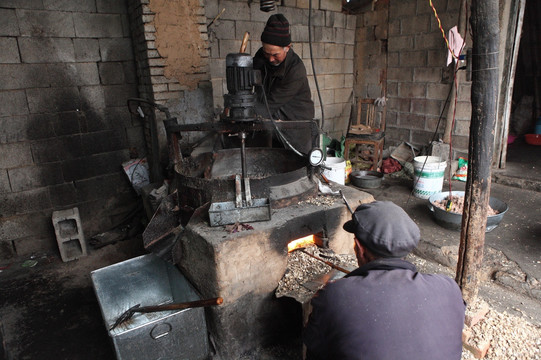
[455,0,499,303]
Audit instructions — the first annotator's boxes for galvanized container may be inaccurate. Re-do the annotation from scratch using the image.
[91,254,209,360]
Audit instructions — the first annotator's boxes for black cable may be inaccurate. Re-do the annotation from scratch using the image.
[309,0,325,131]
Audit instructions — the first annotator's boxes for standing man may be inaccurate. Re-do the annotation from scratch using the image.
[304,201,466,360]
[253,14,315,121]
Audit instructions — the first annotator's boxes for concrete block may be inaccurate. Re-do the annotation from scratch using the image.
[0,38,21,63]
[98,62,125,85]
[43,0,95,11]
[324,74,345,89]
[0,9,19,36]
[400,50,427,67]
[31,136,84,164]
[73,13,123,38]
[344,44,354,59]
[96,0,127,14]
[344,29,355,45]
[0,64,50,90]
[0,188,51,218]
[8,163,63,192]
[0,170,11,194]
[400,14,429,35]
[0,90,28,117]
[27,87,81,113]
[61,150,128,182]
[0,211,51,244]
[388,36,414,51]
[102,84,138,107]
[55,111,83,136]
[213,20,236,40]
[19,38,75,63]
[219,0,250,21]
[334,27,345,44]
[388,97,411,112]
[325,11,345,28]
[455,101,472,121]
[411,99,443,116]
[427,49,447,67]
[52,207,87,262]
[398,82,426,98]
[26,113,57,140]
[281,7,308,26]
[319,0,342,12]
[80,86,106,111]
[74,38,101,62]
[389,1,416,19]
[48,63,100,87]
[81,129,126,155]
[219,39,242,58]
[49,182,77,207]
[17,9,75,37]
[313,26,333,43]
[0,240,16,259]
[427,83,451,100]
[415,32,444,50]
[0,116,25,143]
[291,25,309,43]
[99,38,134,61]
[0,143,32,169]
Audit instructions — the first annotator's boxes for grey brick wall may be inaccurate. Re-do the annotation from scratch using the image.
[0,0,140,259]
[206,0,356,140]
[354,0,471,156]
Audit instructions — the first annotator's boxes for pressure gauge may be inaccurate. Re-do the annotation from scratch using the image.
[308,148,324,167]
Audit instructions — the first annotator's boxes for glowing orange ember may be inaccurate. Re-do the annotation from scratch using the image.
[287,235,316,253]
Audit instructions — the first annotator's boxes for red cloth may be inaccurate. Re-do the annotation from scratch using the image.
[382,158,402,174]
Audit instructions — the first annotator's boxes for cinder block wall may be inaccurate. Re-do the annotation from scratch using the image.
[0,1,142,259]
[205,0,357,140]
[355,0,471,157]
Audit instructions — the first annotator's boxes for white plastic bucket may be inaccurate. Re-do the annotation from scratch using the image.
[323,157,346,185]
[413,156,447,199]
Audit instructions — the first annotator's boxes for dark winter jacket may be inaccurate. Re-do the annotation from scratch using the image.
[253,47,314,120]
[304,258,466,360]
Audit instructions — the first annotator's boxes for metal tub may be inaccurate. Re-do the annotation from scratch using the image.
[91,254,209,360]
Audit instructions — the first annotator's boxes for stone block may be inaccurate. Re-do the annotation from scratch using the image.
[388,97,411,112]
[18,9,75,37]
[27,87,81,113]
[313,26,333,43]
[74,38,100,62]
[325,11,346,28]
[0,38,20,63]
[414,67,442,83]
[291,25,309,43]
[324,74,345,89]
[0,90,28,117]
[427,83,451,100]
[455,101,472,121]
[388,67,413,82]
[8,163,63,192]
[463,340,491,359]
[19,37,75,63]
[99,38,134,61]
[61,150,128,182]
[102,84,138,107]
[400,51,427,67]
[427,49,446,67]
[213,20,236,40]
[0,9,19,36]
[52,207,87,262]
[75,173,126,203]
[73,13,123,38]
[219,39,242,58]
[0,142,32,169]
[0,188,52,217]
[429,12,458,33]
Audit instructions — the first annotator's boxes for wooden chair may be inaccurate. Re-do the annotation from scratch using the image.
[344,98,386,171]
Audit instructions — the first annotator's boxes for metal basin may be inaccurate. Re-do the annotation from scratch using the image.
[350,170,383,189]
[427,191,508,232]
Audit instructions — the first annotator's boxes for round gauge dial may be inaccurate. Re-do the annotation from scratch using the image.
[308,148,324,166]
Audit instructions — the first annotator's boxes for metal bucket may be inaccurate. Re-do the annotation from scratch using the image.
[427,191,509,232]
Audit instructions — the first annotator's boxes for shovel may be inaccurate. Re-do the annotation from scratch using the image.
[110,297,223,330]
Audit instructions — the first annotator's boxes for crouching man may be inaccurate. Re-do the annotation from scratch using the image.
[304,201,466,360]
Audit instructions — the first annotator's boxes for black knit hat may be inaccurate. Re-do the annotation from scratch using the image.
[261,14,291,47]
